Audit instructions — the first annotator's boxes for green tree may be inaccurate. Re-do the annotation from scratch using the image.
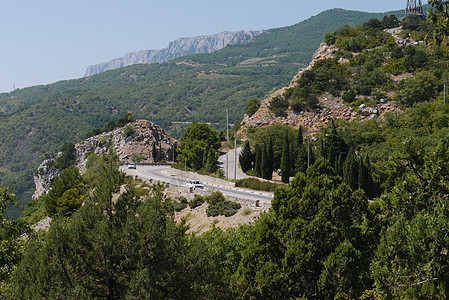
[371,136,449,298]
[429,0,449,44]
[152,142,158,162]
[261,145,269,180]
[234,158,370,299]
[159,142,163,161]
[266,138,274,180]
[295,143,308,174]
[179,122,220,170]
[116,112,136,127]
[373,213,449,299]
[239,140,253,173]
[358,154,375,199]
[7,160,204,299]
[44,166,88,216]
[0,188,29,295]
[343,148,359,191]
[280,132,290,183]
[381,14,400,29]
[245,98,261,117]
[122,124,135,138]
[205,147,218,173]
[254,144,262,177]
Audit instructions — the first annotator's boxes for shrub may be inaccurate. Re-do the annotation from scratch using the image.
[383,58,406,75]
[122,124,135,138]
[205,191,241,217]
[235,178,278,192]
[172,200,187,212]
[189,194,205,209]
[245,98,261,117]
[342,89,356,103]
[269,95,289,117]
[216,169,225,178]
[242,207,253,216]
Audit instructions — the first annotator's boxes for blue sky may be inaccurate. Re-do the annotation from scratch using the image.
[0,0,408,93]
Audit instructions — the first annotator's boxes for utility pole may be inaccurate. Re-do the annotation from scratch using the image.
[226,109,229,179]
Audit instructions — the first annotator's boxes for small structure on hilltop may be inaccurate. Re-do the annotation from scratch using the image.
[405,0,424,19]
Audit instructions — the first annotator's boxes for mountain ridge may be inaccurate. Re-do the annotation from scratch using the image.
[84,30,262,76]
[0,7,407,218]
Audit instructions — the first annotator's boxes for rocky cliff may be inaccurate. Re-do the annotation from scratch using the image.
[84,30,261,76]
[237,38,401,138]
[33,120,176,200]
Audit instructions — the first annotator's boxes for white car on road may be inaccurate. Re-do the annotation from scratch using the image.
[186,180,204,189]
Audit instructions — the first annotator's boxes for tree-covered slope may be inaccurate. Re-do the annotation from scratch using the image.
[0,8,404,217]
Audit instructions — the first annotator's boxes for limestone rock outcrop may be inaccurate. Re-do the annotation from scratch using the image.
[84,30,261,76]
[32,120,176,200]
[237,41,399,138]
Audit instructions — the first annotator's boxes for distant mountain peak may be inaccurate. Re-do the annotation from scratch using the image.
[84,30,262,77]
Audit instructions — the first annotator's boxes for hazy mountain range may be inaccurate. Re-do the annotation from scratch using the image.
[84,30,262,76]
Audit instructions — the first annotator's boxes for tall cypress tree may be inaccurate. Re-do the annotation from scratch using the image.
[343,149,359,191]
[254,144,262,178]
[267,138,274,180]
[239,141,253,173]
[159,142,163,161]
[205,148,217,173]
[262,145,269,179]
[281,132,290,183]
[296,144,308,174]
[152,143,157,163]
[359,154,375,198]
[296,127,303,157]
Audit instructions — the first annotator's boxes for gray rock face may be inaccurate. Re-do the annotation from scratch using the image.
[84,30,261,76]
[33,120,176,200]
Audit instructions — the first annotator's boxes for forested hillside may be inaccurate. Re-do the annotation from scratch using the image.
[0,8,403,216]
[3,3,449,297]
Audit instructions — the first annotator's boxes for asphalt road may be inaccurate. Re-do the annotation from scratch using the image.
[121,165,274,203]
[218,147,250,180]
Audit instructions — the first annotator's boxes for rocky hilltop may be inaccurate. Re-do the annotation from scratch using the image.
[237,29,405,137]
[84,30,261,76]
[33,120,175,200]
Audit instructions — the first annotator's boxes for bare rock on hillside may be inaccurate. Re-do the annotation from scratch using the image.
[32,120,176,200]
[236,41,399,139]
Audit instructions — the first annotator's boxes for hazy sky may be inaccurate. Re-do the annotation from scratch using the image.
[0,0,408,93]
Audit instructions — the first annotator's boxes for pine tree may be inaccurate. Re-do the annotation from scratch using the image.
[239,141,253,173]
[281,132,290,183]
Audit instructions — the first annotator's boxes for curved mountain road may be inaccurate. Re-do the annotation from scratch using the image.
[120,165,273,203]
